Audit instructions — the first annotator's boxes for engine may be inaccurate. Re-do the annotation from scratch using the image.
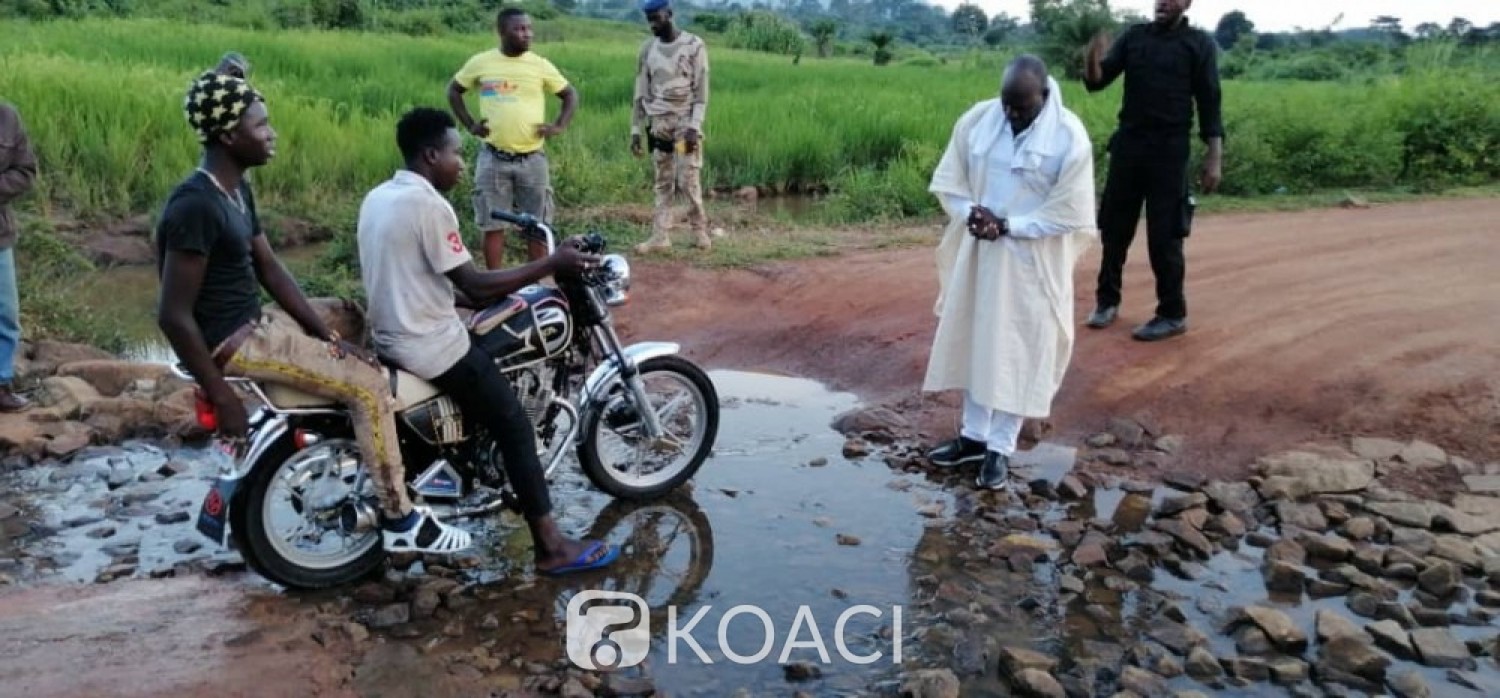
[509,364,556,426]
[400,394,466,446]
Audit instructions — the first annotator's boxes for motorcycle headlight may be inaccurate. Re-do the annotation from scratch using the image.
[599,253,631,306]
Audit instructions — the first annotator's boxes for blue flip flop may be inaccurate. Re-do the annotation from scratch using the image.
[541,540,620,576]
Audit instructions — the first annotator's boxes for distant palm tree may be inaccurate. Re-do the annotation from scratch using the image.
[869,31,894,66]
[809,19,838,58]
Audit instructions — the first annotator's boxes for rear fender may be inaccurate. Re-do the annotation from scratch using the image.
[196,413,290,547]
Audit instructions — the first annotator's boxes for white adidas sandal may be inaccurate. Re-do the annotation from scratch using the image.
[382,508,473,554]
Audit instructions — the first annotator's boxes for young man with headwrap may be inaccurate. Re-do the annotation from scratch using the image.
[923,55,1097,491]
[154,71,473,555]
[630,0,714,253]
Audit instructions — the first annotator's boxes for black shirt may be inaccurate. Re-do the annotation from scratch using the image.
[1086,19,1224,145]
[154,171,263,348]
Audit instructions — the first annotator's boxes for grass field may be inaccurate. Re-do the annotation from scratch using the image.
[2,15,1496,351]
[2,16,1495,230]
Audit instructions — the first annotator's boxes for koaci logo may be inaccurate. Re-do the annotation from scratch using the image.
[565,591,904,670]
[566,591,651,670]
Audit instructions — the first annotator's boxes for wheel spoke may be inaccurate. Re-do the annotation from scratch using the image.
[590,364,712,491]
[260,438,381,571]
[653,392,690,423]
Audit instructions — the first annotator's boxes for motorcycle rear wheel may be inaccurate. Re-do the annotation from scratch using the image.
[579,356,719,500]
[231,433,385,589]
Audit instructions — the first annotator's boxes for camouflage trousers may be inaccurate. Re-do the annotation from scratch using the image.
[646,118,707,245]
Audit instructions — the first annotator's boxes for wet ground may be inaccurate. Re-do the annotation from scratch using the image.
[2,371,1498,697]
[0,371,960,695]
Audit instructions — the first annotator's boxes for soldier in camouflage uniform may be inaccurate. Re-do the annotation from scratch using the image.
[631,0,714,252]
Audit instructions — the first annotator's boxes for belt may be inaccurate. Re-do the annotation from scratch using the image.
[485,144,540,161]
[211,320,257,369]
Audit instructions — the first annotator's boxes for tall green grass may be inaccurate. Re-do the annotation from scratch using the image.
[0,16,1495,232]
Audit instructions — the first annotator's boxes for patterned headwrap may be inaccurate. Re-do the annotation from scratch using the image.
[183,71,263,145]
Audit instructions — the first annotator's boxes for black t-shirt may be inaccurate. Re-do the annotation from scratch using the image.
[154,171,263,348]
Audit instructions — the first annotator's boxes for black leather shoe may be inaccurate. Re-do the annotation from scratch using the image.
[927,436,986,468]
[975,452,1010,490]
[1132,317,1187,342]
[1085,305,1118,329]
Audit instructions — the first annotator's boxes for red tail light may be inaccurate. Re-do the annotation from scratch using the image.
[194,388,218,432]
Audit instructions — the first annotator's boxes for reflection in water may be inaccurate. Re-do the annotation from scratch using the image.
[555,492,716,630]
[330,371,948,696]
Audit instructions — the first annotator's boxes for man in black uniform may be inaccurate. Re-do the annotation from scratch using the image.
[1083,0,1223,341]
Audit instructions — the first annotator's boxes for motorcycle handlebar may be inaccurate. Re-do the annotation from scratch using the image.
[490,209,536,228]
[490,210,608,256]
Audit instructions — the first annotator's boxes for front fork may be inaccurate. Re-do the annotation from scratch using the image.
[590,324,667,440]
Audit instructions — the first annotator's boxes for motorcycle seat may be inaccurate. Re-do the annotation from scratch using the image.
[468,295,527,336]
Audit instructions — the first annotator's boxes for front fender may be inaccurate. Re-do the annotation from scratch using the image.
[582,342,681,406]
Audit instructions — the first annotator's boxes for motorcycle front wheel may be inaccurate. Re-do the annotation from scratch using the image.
[579,356,719,500]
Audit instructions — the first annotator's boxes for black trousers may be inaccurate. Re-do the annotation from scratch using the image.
[430,343,553,519]
[1095,140,1192,321]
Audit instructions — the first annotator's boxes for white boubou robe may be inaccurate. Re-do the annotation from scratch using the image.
[923,78,1098,419]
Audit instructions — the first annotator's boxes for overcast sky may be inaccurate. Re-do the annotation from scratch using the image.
[932,1,1498,33]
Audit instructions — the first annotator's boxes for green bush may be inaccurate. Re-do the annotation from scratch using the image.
[1392,81,1500,188]
[310,0,367,30]
[822,140,942,222]
[1,0,130,18]
[692,11,731,34]
[725,10,806,56]
[387,7,447,36]
[1259,53,1348,81]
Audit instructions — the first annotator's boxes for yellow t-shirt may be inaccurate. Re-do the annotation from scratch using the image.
[453,49,569,154]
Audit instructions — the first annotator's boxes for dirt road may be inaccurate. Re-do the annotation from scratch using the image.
[1,198,1496,696]
[619,197,1500,477]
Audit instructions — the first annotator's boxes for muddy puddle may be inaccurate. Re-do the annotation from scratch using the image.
[0,371,968,695]
[3,370,1498,697]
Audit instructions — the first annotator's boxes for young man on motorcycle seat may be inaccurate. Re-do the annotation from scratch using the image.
[156,73,474,555]
[355,107,620,576]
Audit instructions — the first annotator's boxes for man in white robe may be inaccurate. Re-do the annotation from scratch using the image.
[923,55,1098,490]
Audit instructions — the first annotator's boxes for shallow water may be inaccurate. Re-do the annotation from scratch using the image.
[5,369,1498,696]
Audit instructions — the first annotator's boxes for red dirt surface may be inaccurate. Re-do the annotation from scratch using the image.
[617,198,1500,479]
[1,199,1495,695]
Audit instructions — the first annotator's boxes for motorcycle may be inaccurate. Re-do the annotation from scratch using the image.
[184,211,721,589]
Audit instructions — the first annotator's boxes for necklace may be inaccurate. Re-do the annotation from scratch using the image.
[197,167,247,215]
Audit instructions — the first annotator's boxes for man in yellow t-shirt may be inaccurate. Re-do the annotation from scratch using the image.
[448,7,578,268]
